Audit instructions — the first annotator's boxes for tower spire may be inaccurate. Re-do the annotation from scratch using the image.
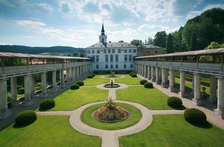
[101,21,105,35]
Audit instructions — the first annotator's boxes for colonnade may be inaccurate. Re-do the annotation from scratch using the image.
[136,64,224,118]
[0,64,91,119]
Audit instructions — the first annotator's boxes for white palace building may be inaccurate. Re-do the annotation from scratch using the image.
[84,23,137,73]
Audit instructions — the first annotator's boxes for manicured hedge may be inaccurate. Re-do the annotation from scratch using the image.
[140,79,147,85]
[76,81,84,86]
[167,97,182,108]
[40,99,55,110]
[88,75,93,78]
[184,108,207,125]
[70,84,80,90]
[91,73,95,77]
[131,73,137,77]
[144,82,153,88]
[15,110,37,125]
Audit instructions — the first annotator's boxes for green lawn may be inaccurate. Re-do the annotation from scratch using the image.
[0,116,101,147]
[119,114,224,147]
[83,75,111,86]
[114,75,140,85]
[81,103,142,130]
[116,86,172,110]
[51,87,108,111]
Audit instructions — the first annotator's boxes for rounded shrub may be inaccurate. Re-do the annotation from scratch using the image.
[144,82,153,88]
[70,84,79,90]
[88,75,93,78]
[91,73,95,77]
[131,73,137,77]
[76,81,84,86]
[40,99,55,110]
[184,108,207,125]
[140,79,147,85]
[15,110,37,125]
[167,97,182,107]
[129,72,134,76]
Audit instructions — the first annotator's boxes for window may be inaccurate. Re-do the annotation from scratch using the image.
[92,56,95,62]
[115,54,119,62]
[105,55,108,62]
[96,64,99,68]
[87,50,90,54]
[106,64,108,68]
[108,49,111,53]
[104,49,106,53]
[124,55,127,62]
[116,64,118,68]
[92,50,95,54]
[155,51,158,54]
[133,49,136,53]
[124,49,127,53]
[130,64,133,68]
[111,64,113,68]
[96,55,99,62]
[129,49,132,53]
[124,64,126,68]
[97,50,100,53]
[110,54,113,62]
[118,49,121,53]
[112,49,115,53]
[129,55,132,62]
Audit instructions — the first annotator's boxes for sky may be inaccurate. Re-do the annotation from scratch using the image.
[0,0,224,48]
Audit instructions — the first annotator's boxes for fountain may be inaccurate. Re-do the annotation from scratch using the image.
[104,79,120,88]
[92,98,131,123]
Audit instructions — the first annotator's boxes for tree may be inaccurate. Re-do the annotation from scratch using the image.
[153,31,167,48]
[130,39,142,46]
[189,32,198,51]
[166,34,174,53]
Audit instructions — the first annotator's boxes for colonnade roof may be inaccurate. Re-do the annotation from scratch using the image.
[0,52,90,60]
[135,48,224,59]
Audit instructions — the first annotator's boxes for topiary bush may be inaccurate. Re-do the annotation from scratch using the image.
[184,108,207,125]
[88,75,93,78]
[140,79,147,85]
[76,81,84,86]
[70,84,79,90]
[39,99,55,110]
[144,82,153,88]
[167,97,183,108]
[15,110,37,125]
[129,72,134,76]
[131,73,137,77]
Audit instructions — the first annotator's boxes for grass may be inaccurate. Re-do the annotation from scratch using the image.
[114,74,141,85]
[116,86,172,110]
[51,87,108,111]
[81,103,142,130]
[119,114,224,147]
[0,116,101,147]
[83,75,111,86]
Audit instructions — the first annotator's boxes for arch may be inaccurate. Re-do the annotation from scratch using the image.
[96,64,99,69]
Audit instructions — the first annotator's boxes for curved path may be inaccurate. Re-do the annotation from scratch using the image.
[37,77,185,147]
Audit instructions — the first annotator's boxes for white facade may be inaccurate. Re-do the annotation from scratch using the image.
[85,24,137,72]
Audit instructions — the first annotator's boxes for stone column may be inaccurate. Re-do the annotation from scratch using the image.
[52,70,58,92]
[159,68,162,83]
[169,69,175,92]
[30,74,35,98]
[165,68,168,84]
[214,77,224,118]
[0,78,11,119]
[178,71,185,97]
[60,69,65,88]
[192,73,203,105]
[161,68,166,88]
[41,71,48,98]
[151,66,155,82]
[155,67,159,84]
[144,66,147,78]
[208,75,217,104]
[147,66,151,80]
[10,77,20,106]
[66,68,70,84]
[23,74,33,106]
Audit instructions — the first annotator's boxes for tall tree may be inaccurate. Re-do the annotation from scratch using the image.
[189,32,198,51]
[166,34,174,53]
[130,39,142,46]
[153,31,167,48]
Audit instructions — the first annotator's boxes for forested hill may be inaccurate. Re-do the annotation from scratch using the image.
[0,45,84,54]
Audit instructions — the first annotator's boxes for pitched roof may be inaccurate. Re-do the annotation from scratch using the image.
[85,41,136,49]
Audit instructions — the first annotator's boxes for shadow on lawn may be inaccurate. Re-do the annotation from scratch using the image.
[189,121,213,129]
[13,122,35,129]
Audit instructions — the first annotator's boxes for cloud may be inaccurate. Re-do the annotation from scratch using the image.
[26,3,55,14]
[138,24,169,33]
[59,2,71,14]
[83,2,100,14]
[17,20,46,29]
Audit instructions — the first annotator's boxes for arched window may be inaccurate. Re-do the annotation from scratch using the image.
[115,54,119,62]
[111,64,113,68]
[130,64,133,68]
[96,64,99,68]
[116,64,118,68]
[124,64,126,68]
[105,55,108,62]
[106,64,108,68]
[110,54,113,62]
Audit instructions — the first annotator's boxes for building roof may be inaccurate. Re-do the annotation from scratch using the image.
[138,44,162,49]
[85,41,136,49]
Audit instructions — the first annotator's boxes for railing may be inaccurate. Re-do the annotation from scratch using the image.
[135,61,224,76]
[0,62,91,78]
